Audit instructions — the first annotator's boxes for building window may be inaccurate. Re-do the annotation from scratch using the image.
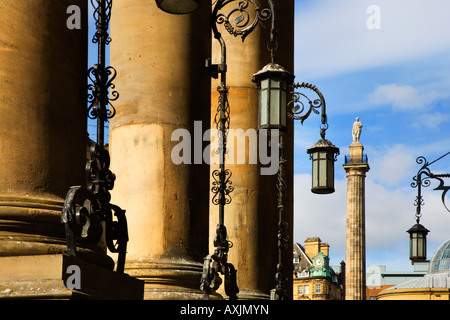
[298,285,303,295]
[315,284,321,294]
[304,285,309,294]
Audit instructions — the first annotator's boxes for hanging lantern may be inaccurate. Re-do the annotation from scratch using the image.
[252,63,295,132]
[306,138,340,194]
[407,222,429,264]
[155,0,200,14]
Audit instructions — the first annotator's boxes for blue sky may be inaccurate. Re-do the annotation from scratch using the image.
[88,1,450,272]
[292,0,450,271]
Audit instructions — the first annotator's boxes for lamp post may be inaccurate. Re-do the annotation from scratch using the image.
[408,151,450,264]
[60,0,129,273]
[156,0,276,300]
[252,22,339,300]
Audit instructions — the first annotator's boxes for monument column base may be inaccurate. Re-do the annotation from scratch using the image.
[0,254,144,299]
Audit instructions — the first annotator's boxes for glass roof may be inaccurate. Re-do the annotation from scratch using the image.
[429,239,450,273]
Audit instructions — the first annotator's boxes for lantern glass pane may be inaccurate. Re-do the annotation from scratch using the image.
[259,88,268,127]
[270,78,281,88]
[261,79,269,90]
[319,153,327,186]
[312,156,318,188]
[327,157,334,188]
[411,236,417,257]
[418,233,425,257]
[270,89,280,126]
[281,90,287,127]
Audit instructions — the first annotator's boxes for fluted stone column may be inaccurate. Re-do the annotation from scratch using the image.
[343,132,370,300]
[209,0,294,299]
[109,1,211,299]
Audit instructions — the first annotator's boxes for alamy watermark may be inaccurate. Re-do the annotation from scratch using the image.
[65,265,81,290]
[66,5,81,30]
[367,5,381,30]
[171,121,280,176]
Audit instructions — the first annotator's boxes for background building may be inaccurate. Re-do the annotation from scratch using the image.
[366,263,428,299]
[377,239,450,300]
[293,238,344,300]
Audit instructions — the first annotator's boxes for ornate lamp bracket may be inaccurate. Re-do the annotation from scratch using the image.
[411,152,450,218]
[288,82,328,137]
[200,0,275,300]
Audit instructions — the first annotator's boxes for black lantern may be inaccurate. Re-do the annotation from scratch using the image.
[155,0,200,14]
[306,138,340,194]
[407,222,429,263]
[252,63,295,131]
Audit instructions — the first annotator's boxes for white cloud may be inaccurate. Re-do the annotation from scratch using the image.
[294,172,450,271]
[294,0,450,80]
[412,112,450,130]
[368,83,449,112]
[369,84,423,110]
[294,174,347,264]
[368,144,417,186]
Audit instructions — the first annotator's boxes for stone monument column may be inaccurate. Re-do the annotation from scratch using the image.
[343,117,370,300]
[208,0,294,299]
[109,1,211,299]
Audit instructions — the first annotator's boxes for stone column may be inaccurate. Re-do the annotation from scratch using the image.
[109,1,211,299]
[0,0,89,258]
[0,1,143,299]
[209,0,294,299]
[343,121,370,300]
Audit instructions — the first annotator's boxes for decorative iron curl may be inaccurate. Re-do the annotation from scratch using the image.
[201,223,238,300]
[273,263,289,300]
[288,82,326,126]
[214,86,231,157]
[214,0,272,42]
[272,135,289,300]
[411,154,450,219]
[85,143,116,204]
[411,156,432,189]
[87,65,119,121]
[61,141,129,273]
[211,169,234,205]
[91,0,113,44]
[430,173,450,213]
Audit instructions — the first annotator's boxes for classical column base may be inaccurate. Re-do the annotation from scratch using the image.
[125,260,218,300]
[0,254,144,299]
[238,289,270,300]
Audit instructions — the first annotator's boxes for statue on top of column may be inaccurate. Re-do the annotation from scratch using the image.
[352,117,362,143]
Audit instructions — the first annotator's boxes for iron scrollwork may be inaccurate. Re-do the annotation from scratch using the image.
[288,82,328,136]
[87,65,119,121]
[213,0,272,41]
[201,0,275,300]
[270,82,328,300]
[411,152,450,220]
[272,135,289,300]
[61,0,128,273]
